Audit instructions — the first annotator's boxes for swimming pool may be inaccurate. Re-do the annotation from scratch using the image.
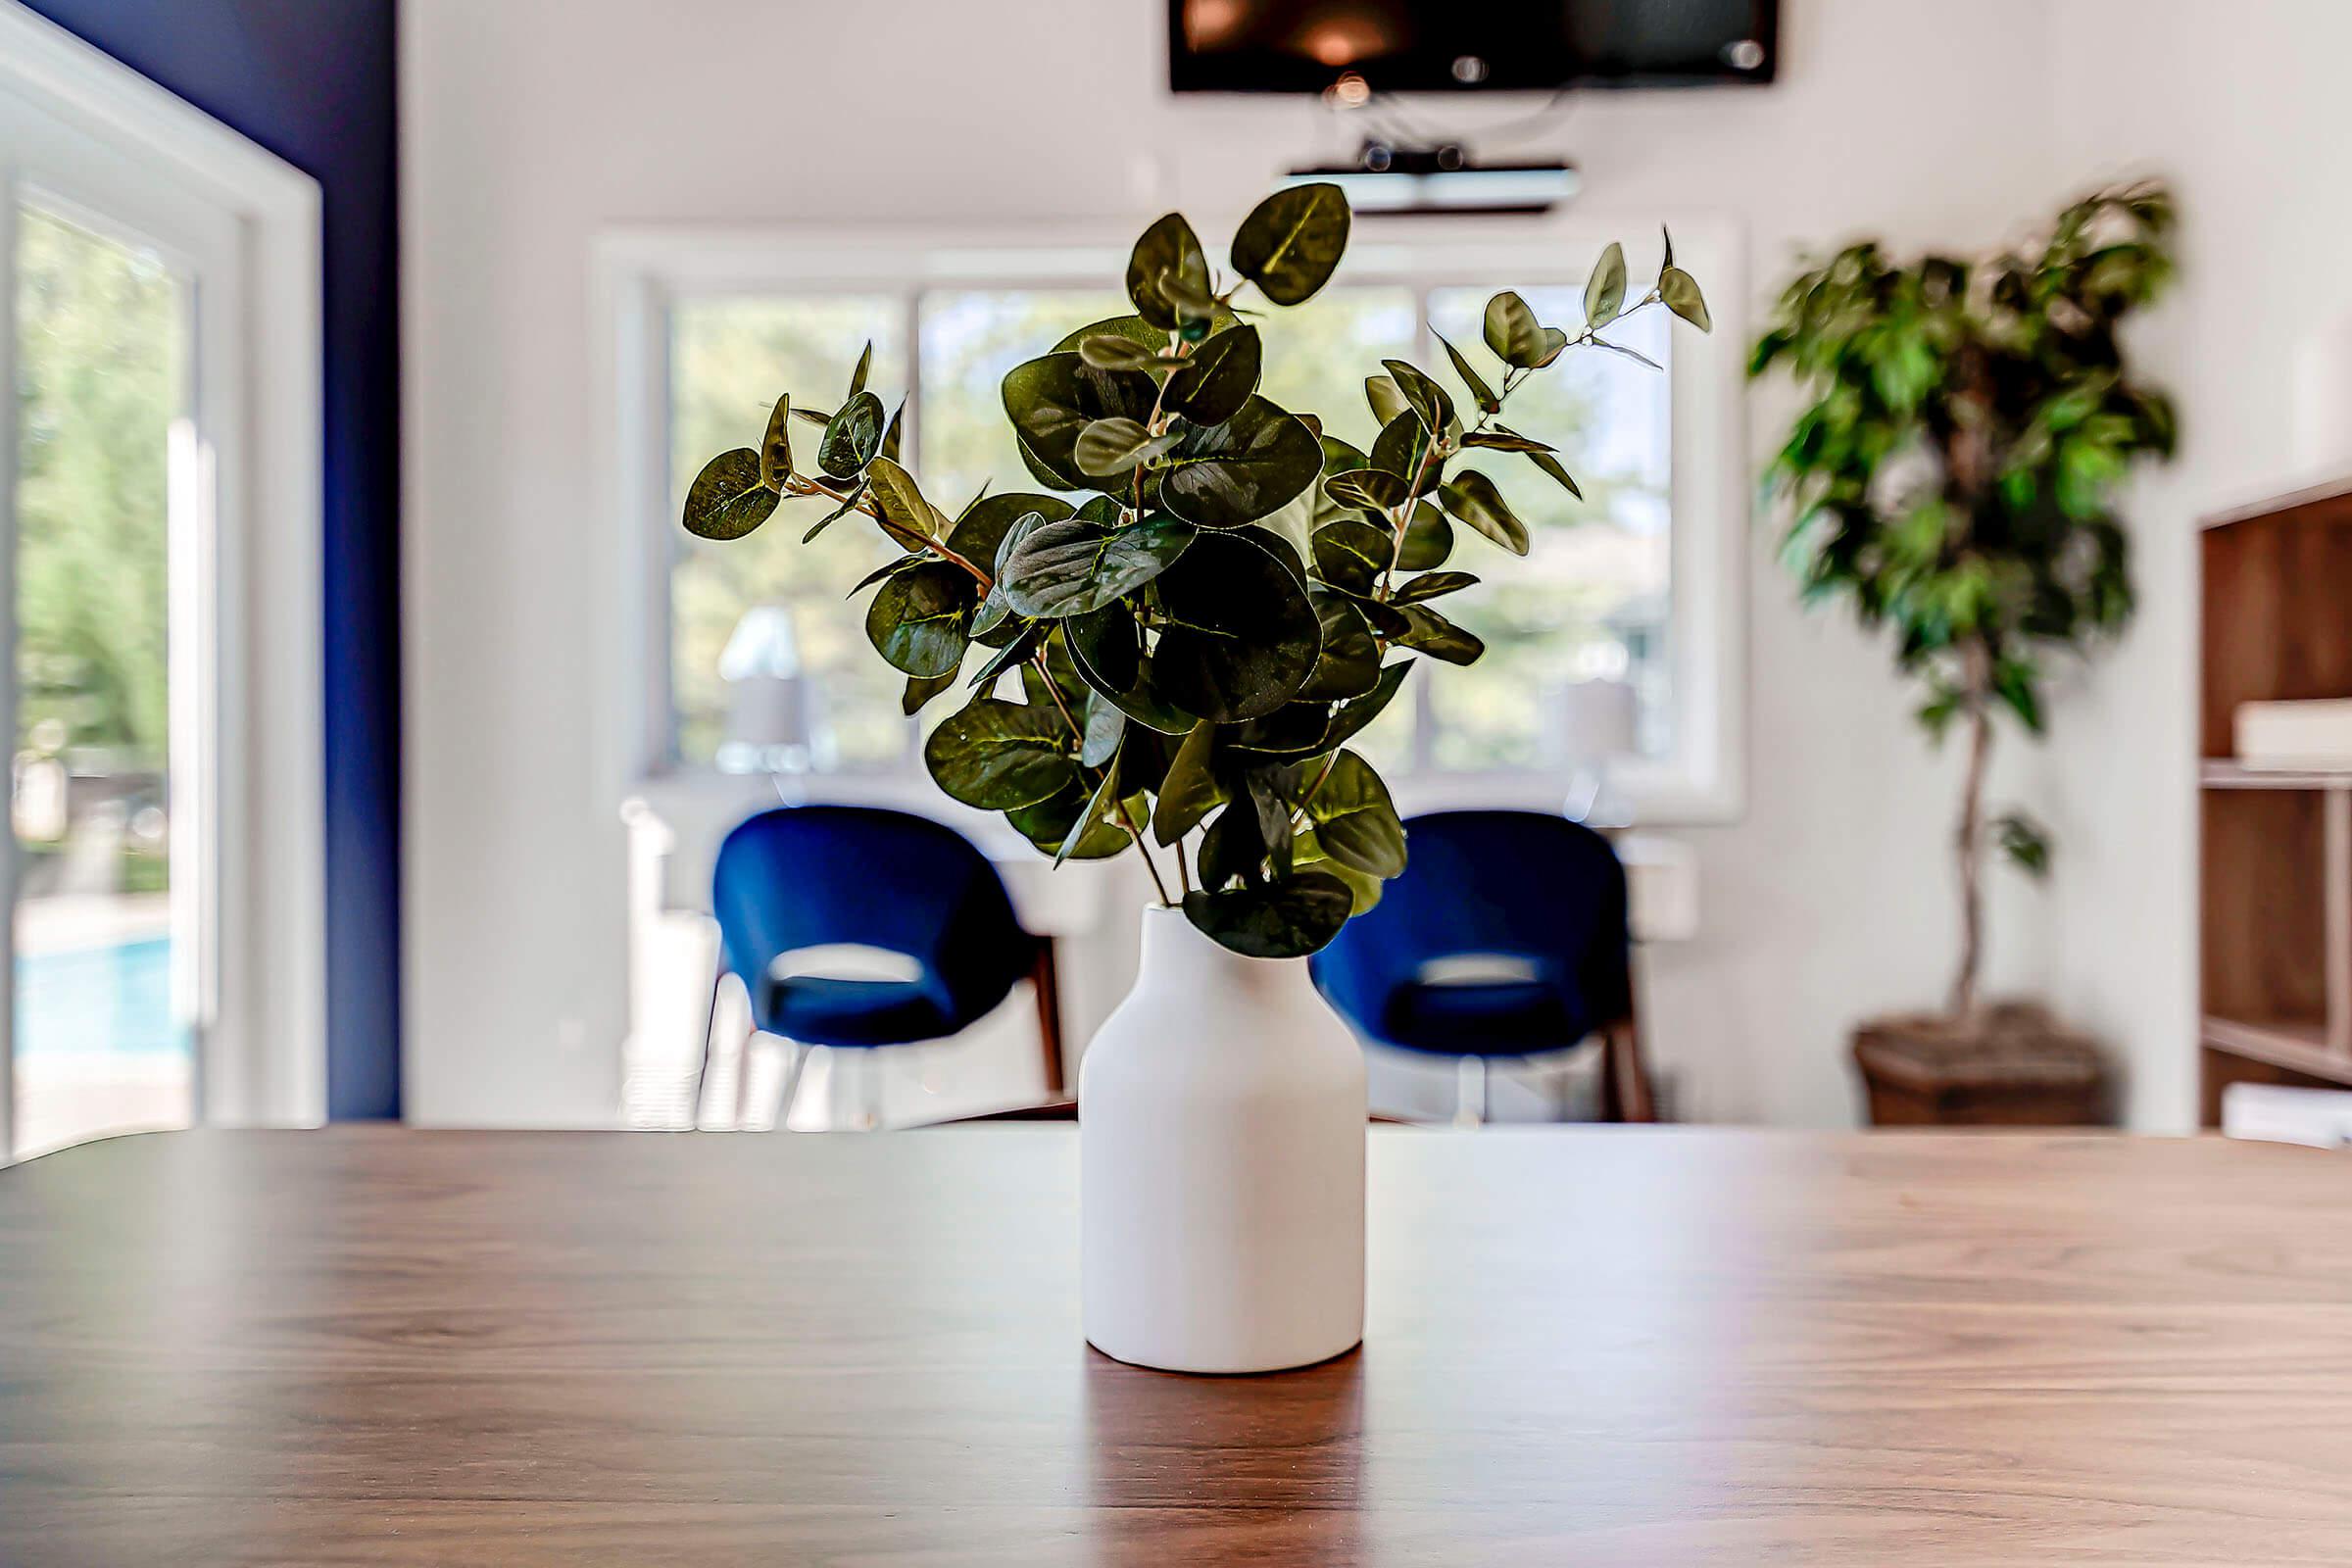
[14,936,184,1058]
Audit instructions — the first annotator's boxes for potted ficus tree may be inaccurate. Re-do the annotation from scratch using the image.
[1750,183,2177,1124]
[681,184,1709,1370]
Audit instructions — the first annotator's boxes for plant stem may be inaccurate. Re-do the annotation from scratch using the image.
[1377,426,1449,598]
[1286,751,1342,835]
[1950,639,1993,1019]
[1027,647,1176,907]
[1113,797,1176,907]
[788,475,993,589]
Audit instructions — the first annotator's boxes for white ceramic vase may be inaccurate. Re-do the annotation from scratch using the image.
[1079,905,1366,1374]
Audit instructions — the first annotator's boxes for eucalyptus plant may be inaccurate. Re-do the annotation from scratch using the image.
[683,185,1709,957]
[1750,183,2177,1015]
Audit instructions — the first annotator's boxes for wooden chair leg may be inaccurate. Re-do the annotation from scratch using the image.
[1602,1019,1657,1123]
[1031,941,1065,1099]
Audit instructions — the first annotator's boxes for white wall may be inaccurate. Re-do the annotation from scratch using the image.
[2034,1,2352,1130]
[403,0,2128,1127]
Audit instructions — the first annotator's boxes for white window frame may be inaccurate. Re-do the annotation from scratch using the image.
[0,2,325,1150]
[594,214,1744,828]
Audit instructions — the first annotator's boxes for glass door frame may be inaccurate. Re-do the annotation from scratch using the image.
[0,2,326,1157]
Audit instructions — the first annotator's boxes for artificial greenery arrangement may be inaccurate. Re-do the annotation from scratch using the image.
[683,185,1709,957]
[1751,183,2176,1016]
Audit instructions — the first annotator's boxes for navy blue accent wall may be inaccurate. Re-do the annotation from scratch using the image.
[24,0,402,1118]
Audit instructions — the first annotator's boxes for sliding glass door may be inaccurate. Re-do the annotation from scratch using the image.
[6,194,205,1157]
[0,0,332,1159]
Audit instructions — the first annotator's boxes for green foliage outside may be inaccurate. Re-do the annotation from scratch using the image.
[1751,184,2178,1013]
[14,207,176,767]
[681,187,1708,957]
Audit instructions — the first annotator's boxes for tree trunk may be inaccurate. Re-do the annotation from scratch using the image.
[1950,642,1993,1019]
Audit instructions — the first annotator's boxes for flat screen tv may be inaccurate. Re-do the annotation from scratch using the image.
[1169,1,1778,94]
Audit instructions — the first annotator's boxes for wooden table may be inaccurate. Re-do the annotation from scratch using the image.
[5,1128,2352,1565]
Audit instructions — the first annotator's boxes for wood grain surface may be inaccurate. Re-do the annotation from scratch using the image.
[4,1127,2351,1565]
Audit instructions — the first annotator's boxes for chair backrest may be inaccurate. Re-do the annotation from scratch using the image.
[710,806,1033,1020]
[1310,809,1633,1046]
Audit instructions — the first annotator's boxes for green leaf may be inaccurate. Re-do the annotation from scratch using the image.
[946,492,1074,568]
[1436,332,1499,413]
[1055,314,1167,357]
[1394,569,1478,604]
[923,697,1072,810]
[1242,766,1295,871]
[1660,267,1712,332]
[1585,241,1628,327]
[848,340,872,397]
[1397,502,1453,570]
[1229,181,1350,306]
[1300,751,1405,877]
[1395,604,1485,664]
[1992,657,2044,733]
[1182,869,1353,957]
[1298,591,1380,701]
[1460,426,1554,454]
[1152,718,1223,845]
[1161,325,1262,426]
[802,485,866,544]
[1380,359,1455,435]
[903,669,957,715]
[1484,290,1546,368]
[967,622,1041,687]
[1322,468,1410,513]
[1078,333,1164,372]
[1067,611,1200,735]
[1009,783,1133,862]
[1057,760,1127,867]
[864,456,948,551]
[1365,374,1410,427]
[1294,827,1383,914]
[1309,517,1392,597]
[1195,801,1268,891]
[1525,449,1583,500]
[1440,471,1530,555]
[848,554,921,595]
[758,396,794,489]
[1370,412,1441,495]
[1074,416,1180,478]
[999,514,1195,619]
[1080,691,1126,769]
[880,399,905,463]
[1222,708,1329,761]
[1158,270,1220,331]
[1590,338,1662,371]
[1126,212,1212,330]
[817,389,886,479]
[1320,662,1410,752]
[864,561,974,677]
[1151,528,1322,721]
[1994,810,2051,878]
[1156,396,1323,528]
[1000,352,1158,493]
[683,448,780,541]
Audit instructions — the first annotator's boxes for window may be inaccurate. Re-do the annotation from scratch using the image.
[608,222,1741,821]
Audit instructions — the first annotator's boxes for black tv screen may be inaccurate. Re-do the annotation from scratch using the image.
[1169,1,1778,93]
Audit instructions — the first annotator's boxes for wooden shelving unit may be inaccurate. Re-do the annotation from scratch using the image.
[2199,482,2352,1123]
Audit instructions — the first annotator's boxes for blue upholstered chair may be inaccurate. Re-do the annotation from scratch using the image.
[707,806,1054,1129]
[1310,809,1655,1124]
